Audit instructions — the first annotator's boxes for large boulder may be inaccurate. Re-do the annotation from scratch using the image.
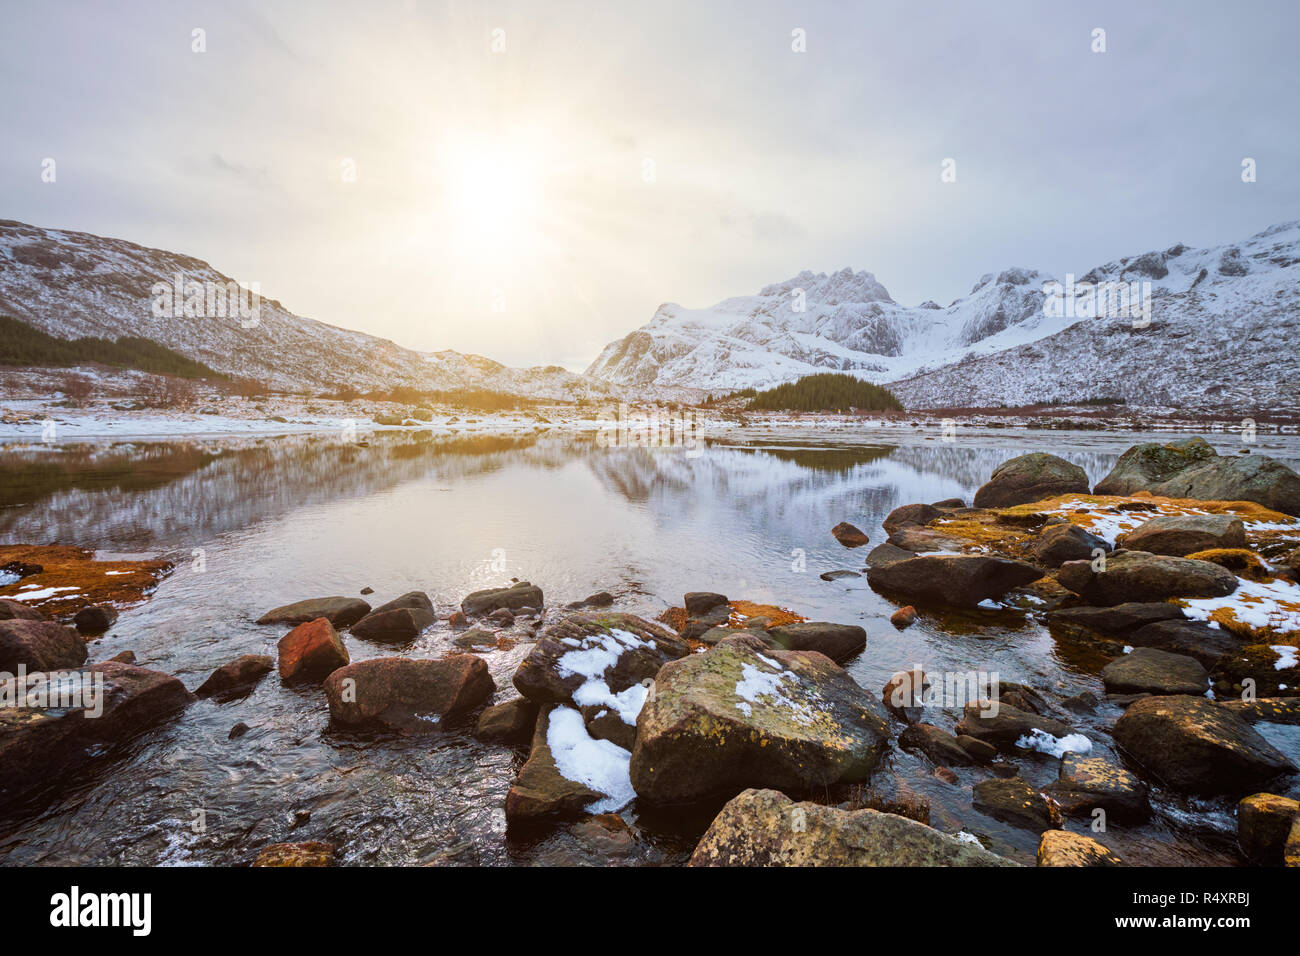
[1125,619,1240,667]
[867,554,1042,607]
[764,622,866,664]
[688,788,1016,866]
[505,704,632,824]
[1100,647,1208,696]
[461,581,543,616]
[349,607,436,643]
[1037,830,1123,867]
[1043,753,1149,820]
[1056,551,1237,605]
[0,619,87,673]
[973,453,1089,509]
[1237,793,1299,864]
[1032,523,1111,567]
[1116,514,1246,556]
[257,596,371,627]
[630,636,891,804]
[972,777,1058,831]
[194,654,274,700]
[0,599,47,622]
[369,591,434,615]
[1112,696,1297,794]
[1046,602,1185,636]
[324,655,494,731]
[0,661,194,806]
[882,503,942,535]
[1095,439,1300,515]
[276,617,349,685]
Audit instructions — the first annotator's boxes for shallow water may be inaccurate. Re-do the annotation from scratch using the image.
[1,424,1297,866]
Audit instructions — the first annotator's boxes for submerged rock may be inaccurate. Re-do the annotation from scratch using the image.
[276,617,349,685]
[630,636,891,804]
[973,453,1089,509]
[688,788,1017,866]
[867,553,1042,607]
[324,655,494,731]
[461,581,543,616]
[194,654,274,700]
[1116,514,1247,556]
[257,596,371,628]
[0,619,87,673]
[1056,551,1237,605]
[1037,830,1123,867]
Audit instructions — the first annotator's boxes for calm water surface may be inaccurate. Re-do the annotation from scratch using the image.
[2,424,1298,866]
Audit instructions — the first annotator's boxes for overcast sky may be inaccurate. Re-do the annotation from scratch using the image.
[3,0,1297,370]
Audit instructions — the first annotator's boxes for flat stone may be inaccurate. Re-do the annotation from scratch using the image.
[1101,647,1208,696]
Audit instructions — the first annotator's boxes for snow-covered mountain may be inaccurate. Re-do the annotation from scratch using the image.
[0,219,615,400]
[586,221,1300,414]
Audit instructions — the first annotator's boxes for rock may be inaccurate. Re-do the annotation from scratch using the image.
[1056,551,1237,605]
[349,606,436,643]
[898,722,974,766]
[867,554,1042,607]
[1101,647,1208,696]
[683,592,728,616]
[819,570,861,581]
[932,497,966,509]
[882,667,929,720]
[475,697,539,745]
[505,705,611,824]
[1276,547,1300,582]
[576,591,614,608]
[679,604,731,639]
[972,777,1058,831]
[1287,817,1300,867]
[487,607,515,626]
[461,581,543,616]
[582,705,637,751]
[1032,524,1111,567]
[0,561,43,579]
[1044,753,1149,820]
[1219,698,1300,725]
[324,655,494,731]
[0,599,47,622]
[1125,619,1240,667]
[1094,438,1300,515]
[973,453,1089,509]
[955,702,1074,751]
[257,596,371,628]
[1112,696,1297,794]
[882,503,942,535]
[108,650,136,664]
[956,735,998,763]
[864,542,916,569]
[933,767,959,785]
[251,842,336,867]
[369,591,434,615]
[0,619,87,673]
[447,611,468,628]
[360,586,374,595]
[1037,830,1123,866]
[571,813,636,856]
[886,525,971,553]
[629,636,891,804]
[1237,793,1299,863]
[452,627,498,648]
[697,626,767,646]
[1046,602,1185,635]
[512,612,687,709]
[890,605,918,628]
[1116,514,1247,556]
[763,622,866,664]
[194,654,274,700]
[228,721,250,740]
[0,662,194,806]
[276,618,349,685]
[688,788,1016,866]
[830,522,870,547]
[72,605,118,634]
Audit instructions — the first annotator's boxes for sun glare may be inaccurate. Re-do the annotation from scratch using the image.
[441,138,541,254]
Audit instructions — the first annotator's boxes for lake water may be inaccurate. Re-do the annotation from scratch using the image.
[2,423,1298,866]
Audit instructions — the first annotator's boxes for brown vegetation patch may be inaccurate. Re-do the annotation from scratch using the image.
[0,544,172,618]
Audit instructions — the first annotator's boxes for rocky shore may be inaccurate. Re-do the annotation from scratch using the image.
[2,436,1299,866]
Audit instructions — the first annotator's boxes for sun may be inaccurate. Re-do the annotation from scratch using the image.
[440,136,542,254]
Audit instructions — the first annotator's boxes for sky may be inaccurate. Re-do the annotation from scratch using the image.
[2,0,1298,371]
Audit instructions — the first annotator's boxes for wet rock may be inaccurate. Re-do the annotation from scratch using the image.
[1094,438,1300,515]
[764,622,866,664]
[830,522,870,547]
[360,586,374,595]
[956,735,998,763]
[349,606,436,643]
[1116,514,1247,557]
[108,650,136,664]
[487,607,515,627]
[629,636,891,804]
[324,655,494,731]
[571,813,636,857]
[475,697,539,745]
[452,627,498,648]
[276,618,349,685]
[0,662,194,806]
[882,667,929,721]
[505,705,609,824]
[867,553,1043,607]
[582,705,637,751]
[688,788,1016,866]
[1032,524,1111,567]
[899,722,974,767]
[568,591,614,609]
[1101,647,1208,696]
[683,592,728,616]
[882,503,942,535]
[890,605,918,628]
[1125,619,1240,667]
[0,561,43,580]
[72,605,118,635]
[1044,753,1149,820]
[932,497,966,509]
[1037,830,1122,867]
[679,604,731,639]
[1237,793,1299,863]
[697,626,768,646]
[251,842,336,867]
[447,611,468,628]
[257,596,371,628]
[1056,551,1237,605]
[972,777,1058,831]
[0,599,48,622]
[955,702,1074,751]
[369,591,434,615]
[972,453,1089,509]
[1046,602,1185,636]
[461,581,543,616]
[0,619,87,673]
[194,654,275,700]
[933,767,958,785]
[228,721,250,740]
[1219,698,1300,725]
[512,612,686,709]
[864,542,916,569]
[1112,695,1297,795]
[819,569,861,581]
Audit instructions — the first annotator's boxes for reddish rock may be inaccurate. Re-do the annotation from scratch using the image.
[890,605,918,628]
[277,618,349,685]
[0,619,87,673]
[830,522,870,547]
[475,697,539,745]
[324,655,495,731]
[195,654,275,700]
[447,611,468,628]
[0,599,48,622]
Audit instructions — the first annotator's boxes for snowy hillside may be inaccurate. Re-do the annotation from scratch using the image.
[0,219,614,400]
[587,221,1300,414]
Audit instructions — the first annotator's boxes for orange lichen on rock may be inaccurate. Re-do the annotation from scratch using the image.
[0,544,173,618]
[727,601,805,627]
[1184,548,1273,582]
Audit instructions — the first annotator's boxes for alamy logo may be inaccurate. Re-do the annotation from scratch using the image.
[1,666,104,717]
[150,273,260,328]
[49,886,151,936]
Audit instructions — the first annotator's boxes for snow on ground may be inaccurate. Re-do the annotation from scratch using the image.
[1015,728,1093,757]
[555,627,656,725]
[1180,576,1300,639]
[546,706,637,813]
